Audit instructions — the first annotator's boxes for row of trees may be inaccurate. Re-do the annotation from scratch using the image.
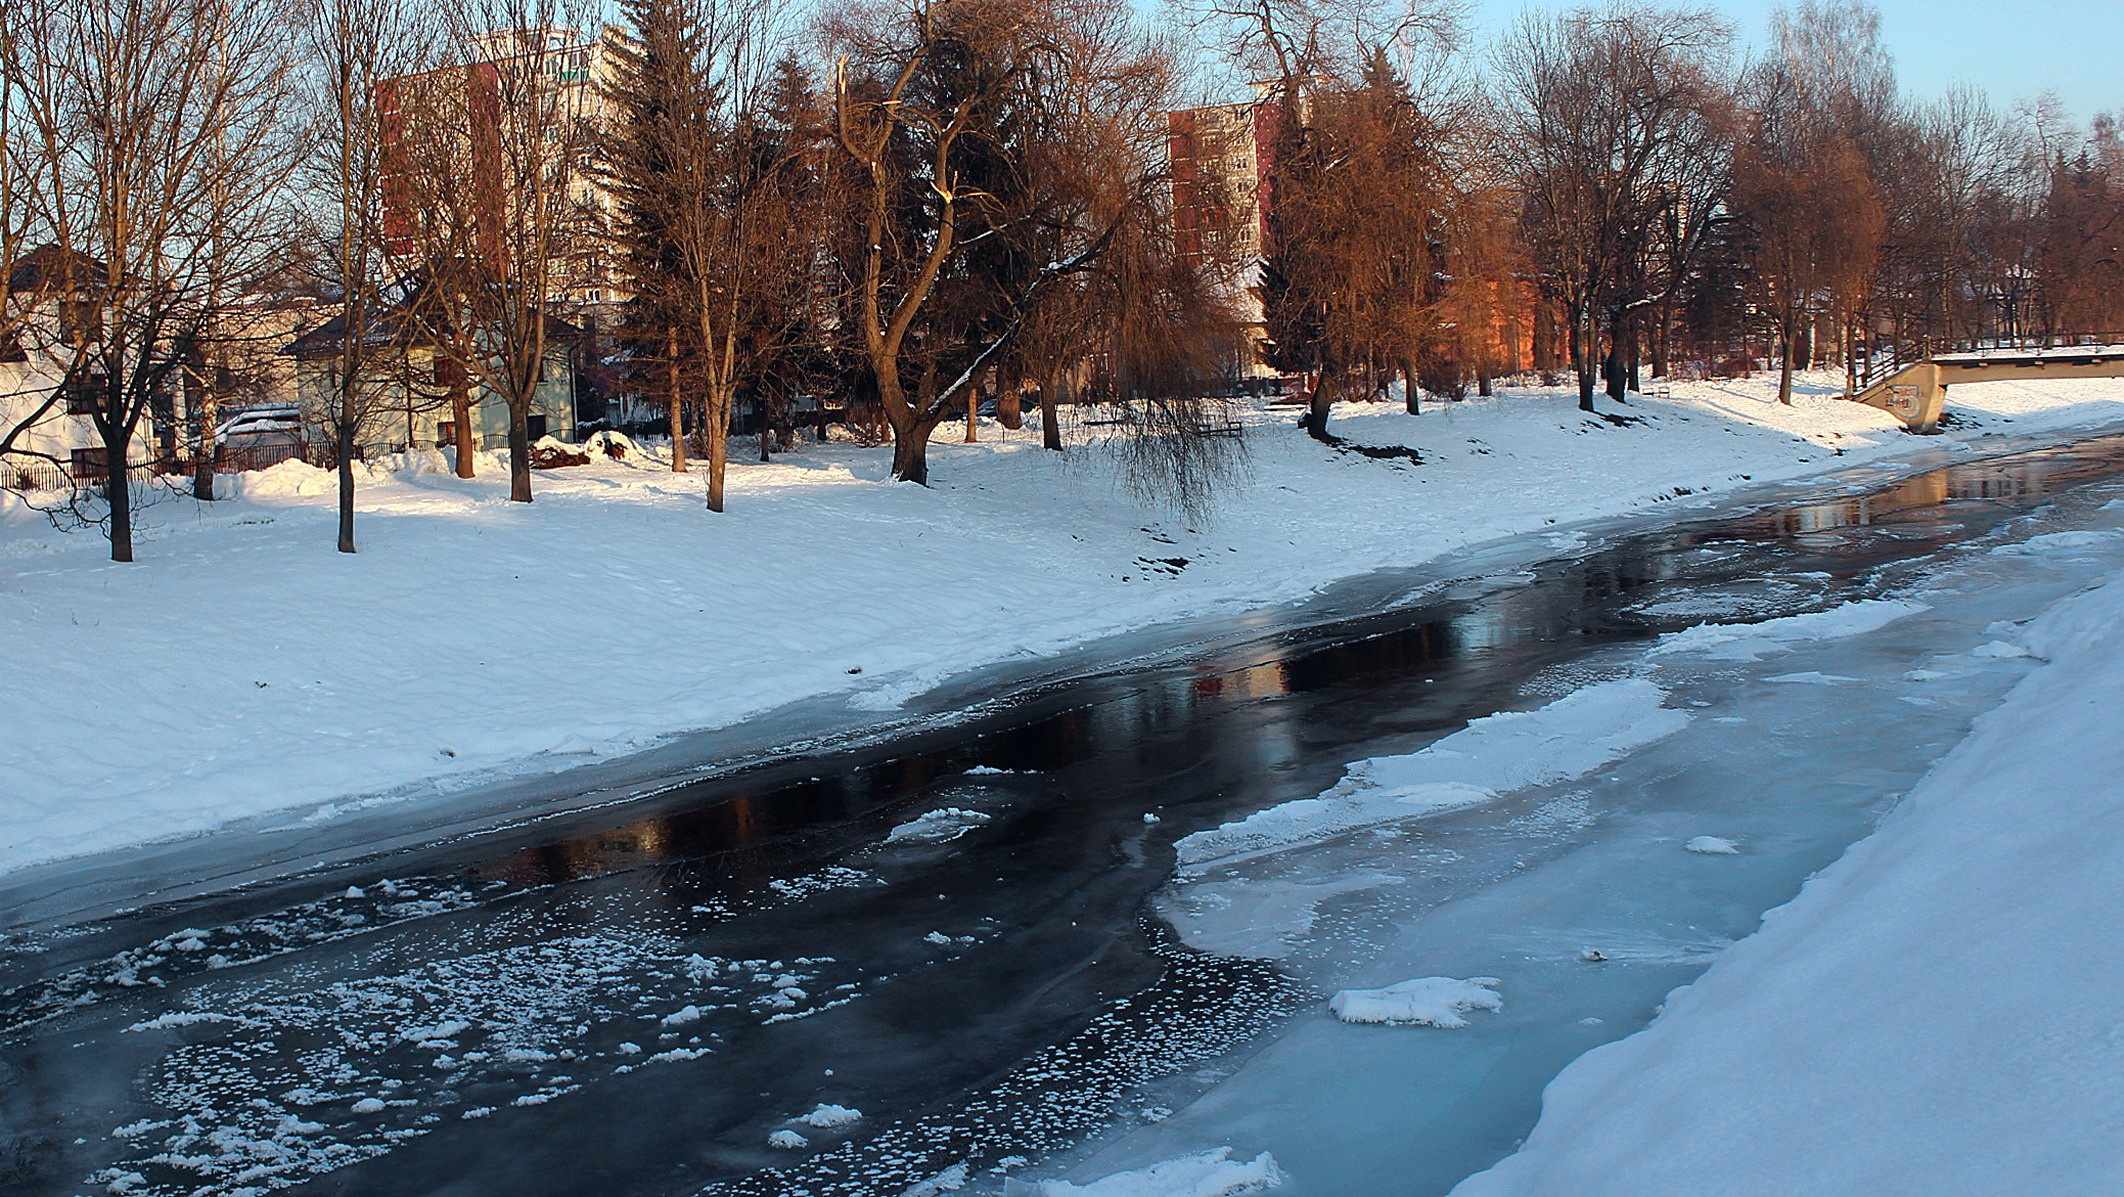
[4,0,2121,562]
[1231,0,2124,424]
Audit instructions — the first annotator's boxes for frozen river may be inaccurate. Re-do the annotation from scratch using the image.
[6,435,2124,1196]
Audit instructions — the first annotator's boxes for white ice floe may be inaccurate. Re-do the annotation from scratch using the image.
[1648,600,1928,662]
[1684,836,1741,855]
[795,1103,862,1129]
[767,1129,808,1150]
[1175,680,1688,869]
[1328,977,1504,1028]
[1008,1147,1286,1196]
[887,808,994,845]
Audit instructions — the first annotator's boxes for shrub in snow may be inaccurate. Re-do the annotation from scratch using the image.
[584,430,638,460]
[767,1129,808,1150]
[529,437,591,469]
[1685,835,1741,855]
[1328,976,1502,1027]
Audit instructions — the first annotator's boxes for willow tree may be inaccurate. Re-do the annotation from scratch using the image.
[828,0,1237,494]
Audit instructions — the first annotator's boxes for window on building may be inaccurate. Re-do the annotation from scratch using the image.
[526,414,548,440]
[438,420,457,447]
[64,371,106,416]
[70,446,110,482]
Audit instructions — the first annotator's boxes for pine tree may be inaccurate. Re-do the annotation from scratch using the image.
[598,0,710,471]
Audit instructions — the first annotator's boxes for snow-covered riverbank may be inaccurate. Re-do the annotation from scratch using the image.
[2,373,2121,876]
[1448,534,2124,1197]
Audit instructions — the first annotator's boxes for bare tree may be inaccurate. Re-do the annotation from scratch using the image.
[1492,3,1735,412]
[1731,53,1884,404]
[9,0,297,561]
[824,0,1214,487]
[297,0,433,550]
[390,0,592,503]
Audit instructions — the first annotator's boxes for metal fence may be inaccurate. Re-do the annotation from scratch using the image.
[5,442,309,495]
[1863,330,2124,385]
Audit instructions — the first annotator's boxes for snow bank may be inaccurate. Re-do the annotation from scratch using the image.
[1328,977,1503,1028]
[1176,680,1688,869]
[3,374,2119,877]
[1647,598,1927,661]
[1452,563,2124,1197]
[1010,1148,1286,1196]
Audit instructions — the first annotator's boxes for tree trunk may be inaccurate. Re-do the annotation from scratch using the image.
[964,383,977,442]
[337,422,357,554]
[706,391,729,513]
[1305,371,1335,442]
[451,372,475,479]
[507,405,532,502]
[1401,359,1420,414]
[1778,322,1796,406]
[1604,318,1627,405]
[1041,368,1065,452]
[193,395,218,501]
[890,418,930,484]
[998,373,1023,430]
[1573,306,1597,412]
[192,359,218,501]
[1843,314,1859,398]
[666,331,686,472]
[105,428,133,563]
[1478,361,1493,398]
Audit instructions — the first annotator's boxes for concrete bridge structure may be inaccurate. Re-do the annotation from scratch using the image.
[1852,340,2124,431]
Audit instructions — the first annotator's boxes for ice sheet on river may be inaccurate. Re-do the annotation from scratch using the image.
[1647,598,1928,661]
[1174,679,1690,871]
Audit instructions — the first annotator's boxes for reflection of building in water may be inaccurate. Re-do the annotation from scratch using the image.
[1949,468,2041,501]
[1191,658,1293,702]
[476,818,674,887]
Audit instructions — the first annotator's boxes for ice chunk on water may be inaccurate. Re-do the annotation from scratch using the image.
[1649,599,1927,661]
[1008,1148,1285,1196]
[1328,976,1503,1028]
[1684,836,1740,855]
[1176,680,1687,869]
[796,1103,862,1128]
[888,808,993,845]
[767,1129,808,1149]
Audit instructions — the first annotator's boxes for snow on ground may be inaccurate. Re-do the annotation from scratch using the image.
[3,373,2122,875]
[1327,977,1503,1028]
[1451,558,2124,1196]
[1005,1148,1286,1196]
[1173,679,1689,870]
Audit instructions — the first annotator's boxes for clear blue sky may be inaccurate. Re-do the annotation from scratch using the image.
[1456,0,2122,120]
